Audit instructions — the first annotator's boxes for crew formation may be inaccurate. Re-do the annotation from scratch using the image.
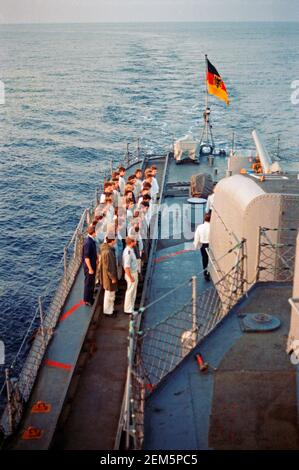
[82,165,160,316]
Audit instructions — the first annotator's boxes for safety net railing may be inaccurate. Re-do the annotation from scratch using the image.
[123,238,246,449]
[0,207,90,437]
[256,227,297,282]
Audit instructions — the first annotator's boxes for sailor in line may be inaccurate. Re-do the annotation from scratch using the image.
[85,164,161,315]
[150,165,160,202]
[98,236,118,316]
[122,236,139,315]
[205,184,216,214]
[194,213,211,281]
[118,166,126,196]
[83,225,98,305]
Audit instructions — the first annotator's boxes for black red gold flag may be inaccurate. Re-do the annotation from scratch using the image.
[206,57,229,105]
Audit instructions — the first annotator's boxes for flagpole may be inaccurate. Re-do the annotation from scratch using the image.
[204,54,209,145]
[205,54,209,110]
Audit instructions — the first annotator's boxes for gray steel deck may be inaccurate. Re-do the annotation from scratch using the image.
[144,282,299,450]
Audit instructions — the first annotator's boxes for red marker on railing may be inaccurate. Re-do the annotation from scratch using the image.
[195,353,209,372]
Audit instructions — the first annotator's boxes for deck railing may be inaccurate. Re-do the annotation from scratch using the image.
[256,227,297,282]
[124,239,246,449]
[0,207,91,437]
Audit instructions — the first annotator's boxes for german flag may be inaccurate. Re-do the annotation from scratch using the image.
[206,57,229,106]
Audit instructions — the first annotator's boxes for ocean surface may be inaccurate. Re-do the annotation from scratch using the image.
[0,22,299,390]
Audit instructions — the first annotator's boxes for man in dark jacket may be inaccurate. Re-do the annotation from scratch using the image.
[83,225,97,306]
[98,237,118,316]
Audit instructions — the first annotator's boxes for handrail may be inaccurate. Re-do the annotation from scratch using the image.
[0,204,90,435]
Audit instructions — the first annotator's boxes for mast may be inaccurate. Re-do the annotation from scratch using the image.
[205,54,209,110]
[199,54,215,153]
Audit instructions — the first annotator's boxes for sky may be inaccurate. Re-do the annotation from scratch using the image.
[0,0,298,24]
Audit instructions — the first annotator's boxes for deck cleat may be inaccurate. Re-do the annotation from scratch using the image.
[31,400,52,414]
[22,426,43,440]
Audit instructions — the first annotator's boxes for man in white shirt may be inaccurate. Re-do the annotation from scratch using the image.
[205,185,216,214]
[122,236,139,315]
[118,166,126,196]
[111,178,121,208]
[99,181,113,204]
[103,196,114,224]
[134,169,143,200]
[151,165,160,202]
[142,172,155,200]
[194,213,211,281]
[128,223,143,273]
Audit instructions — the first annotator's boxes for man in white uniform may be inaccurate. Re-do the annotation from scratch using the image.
[194,213,211,281]
[151,165,160,202]
[122,236,139,314]
[205,184,216,214]
[118,166,126,196]
[134,168,143,200]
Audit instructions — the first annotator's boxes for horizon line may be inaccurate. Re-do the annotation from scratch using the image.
[0,19,299,25]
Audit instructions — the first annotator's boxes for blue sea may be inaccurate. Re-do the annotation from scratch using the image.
[0,22,299,389]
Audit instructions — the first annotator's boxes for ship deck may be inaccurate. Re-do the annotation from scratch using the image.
[9,152,229,450]
[144,282,299,450]
[138,155,299,450]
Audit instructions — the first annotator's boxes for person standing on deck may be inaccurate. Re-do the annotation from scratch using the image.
[194,213,211,281]
[134,168,143,200]
[118,166,126,196]
[83,225,98,305]
[111,177,120,208]
[151,165,159,202]
[128,223,143,274]
[205,184,216,214]
[122,236,139,315]
[98,237,118,316]
[142,170,155,200]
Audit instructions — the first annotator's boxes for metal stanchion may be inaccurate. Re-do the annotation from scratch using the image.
[126,143,130,167]
[5,368,13,435]
[192,276,198,347]
[64,247,68,289]
[137,138,140,161]
[38,296,45,347]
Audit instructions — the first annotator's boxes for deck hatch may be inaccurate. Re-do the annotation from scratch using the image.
[240,313,281,332]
